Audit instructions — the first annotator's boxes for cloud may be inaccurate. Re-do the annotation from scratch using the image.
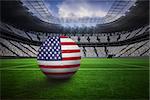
[57,0,107,19]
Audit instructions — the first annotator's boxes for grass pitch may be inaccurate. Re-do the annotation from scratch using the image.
[0,58,149,100]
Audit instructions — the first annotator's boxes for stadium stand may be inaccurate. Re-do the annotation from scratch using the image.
[80,36,89,43]
[116,40,149,57]
[118,32,130,41]
[95,47,106,57]
[1,34,149,58]
[2,23,30,39]
[99,36,108,43]
[26,32,39,42]
[85,47,97,57]
[70,36,78,42]
[107,46,126,57]
[0,43,17,57]
[109,35,119,42]
[0,22,149,58]
[126,28,142,39]
[1,38,28,57]
[135,25,149,36]
[80,47,85,57]
[1,22,149,43]
[0,38,39,57]
[89,36,99,43]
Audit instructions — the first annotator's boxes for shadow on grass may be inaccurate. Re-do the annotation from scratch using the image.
[1,74,75,99]
[45,76,72,85]
[28,76,73,90]
[6,76,74,99]
[44,78,72,89]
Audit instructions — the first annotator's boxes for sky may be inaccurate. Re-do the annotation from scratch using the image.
[22,0,136,27]
[43,0,114,19]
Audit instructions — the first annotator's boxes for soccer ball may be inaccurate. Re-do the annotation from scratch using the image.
[37,36,81,79]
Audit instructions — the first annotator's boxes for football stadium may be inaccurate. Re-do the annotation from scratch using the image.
[0,0,149,100]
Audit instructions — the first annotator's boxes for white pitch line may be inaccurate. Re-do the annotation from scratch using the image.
[0,64,37,70]
[114,59,147,68]
[0,68,148,71]
[115,63,147,68]
[80,68,148,70]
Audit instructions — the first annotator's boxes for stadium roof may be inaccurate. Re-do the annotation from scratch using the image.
[21,0,137,27]
[1,0,149,32]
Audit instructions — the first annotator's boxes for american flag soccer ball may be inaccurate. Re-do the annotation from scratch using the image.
[37,36,81,79]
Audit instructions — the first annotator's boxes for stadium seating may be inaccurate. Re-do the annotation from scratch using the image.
[85,47,97,57]
[130,41,149,56]
[116,40,149,57]
[109,35,119,42]
[0,22,149,58]
[0,22,12,32]
[107,46,126,57]
[80,36,89,43]
[0,37,149,57]
[0,43,16,57]
[95,47,106,57]
[89,36,99,43]
[118,32,130,41]
[99,36,108,43]
[126,28,141,39]
[4,23,30,39]
[79,47,85,57]
[0,38,39,57]
[1,22,149,44]
[135,26,149,36]
[70,36,78,42]
[26,32,39,41]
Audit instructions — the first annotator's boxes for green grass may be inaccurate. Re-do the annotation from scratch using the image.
[0,58,149,100]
